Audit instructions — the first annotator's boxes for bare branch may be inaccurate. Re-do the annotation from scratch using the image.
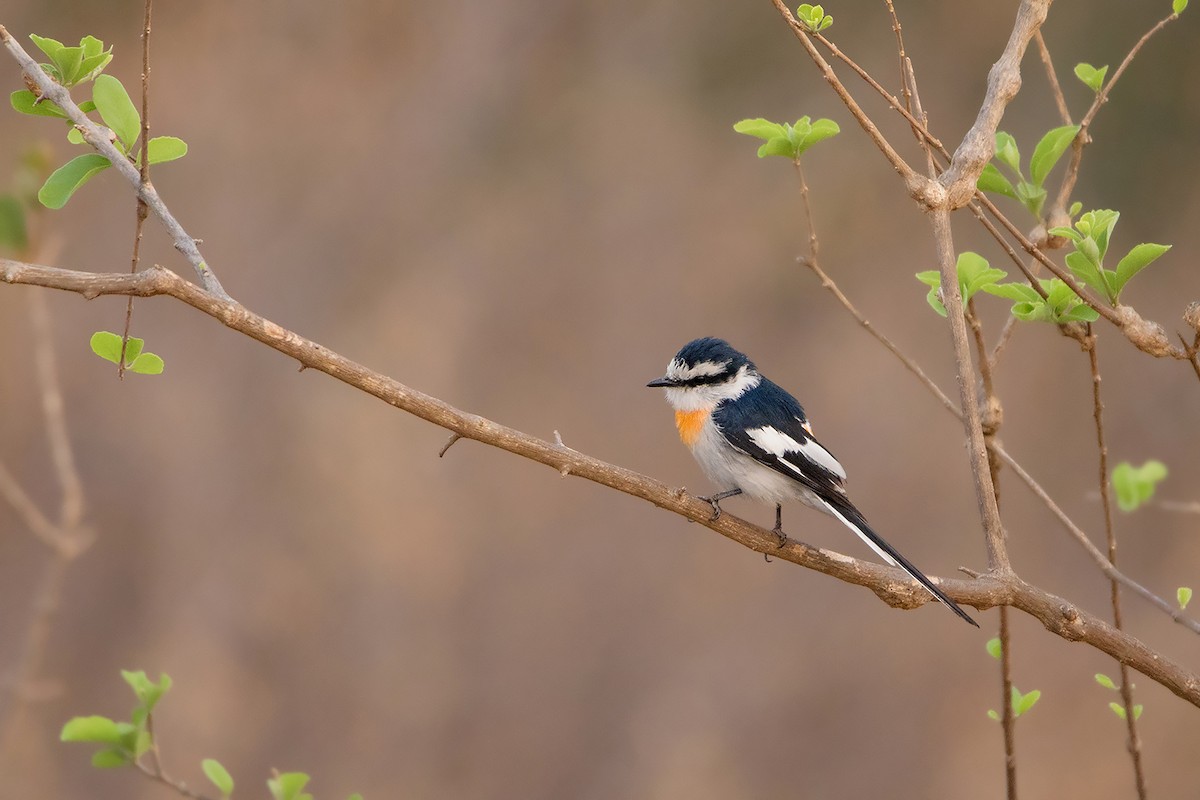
[1087,331,1148,798]
[1035,30,1072,127]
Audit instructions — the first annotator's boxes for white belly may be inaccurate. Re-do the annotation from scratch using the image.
[690,420,828,511]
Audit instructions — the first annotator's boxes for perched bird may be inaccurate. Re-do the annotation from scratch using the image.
[647,337,978,627]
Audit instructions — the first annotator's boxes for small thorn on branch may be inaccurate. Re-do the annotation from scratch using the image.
[438,433,462,458]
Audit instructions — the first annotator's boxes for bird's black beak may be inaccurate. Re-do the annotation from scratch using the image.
[646,377,675,388]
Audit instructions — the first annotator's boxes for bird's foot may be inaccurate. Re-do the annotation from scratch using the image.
[697,488,742,523]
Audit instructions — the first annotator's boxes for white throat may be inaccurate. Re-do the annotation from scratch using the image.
[661,365,761,411]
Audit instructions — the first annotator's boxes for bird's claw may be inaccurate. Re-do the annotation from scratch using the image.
[697,495,724,523]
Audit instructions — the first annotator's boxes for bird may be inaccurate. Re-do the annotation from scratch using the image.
[647,337,978,627]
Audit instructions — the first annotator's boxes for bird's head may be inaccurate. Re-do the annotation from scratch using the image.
[646,337,761,411]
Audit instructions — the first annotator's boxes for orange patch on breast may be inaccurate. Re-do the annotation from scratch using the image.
[674,409,709,447]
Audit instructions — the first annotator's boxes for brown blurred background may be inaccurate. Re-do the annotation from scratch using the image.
[1,1,1199,797]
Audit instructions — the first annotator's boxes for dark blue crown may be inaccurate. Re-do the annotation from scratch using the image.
[673,337,754,373]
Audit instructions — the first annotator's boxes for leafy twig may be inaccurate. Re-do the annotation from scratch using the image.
[0,23,229,298]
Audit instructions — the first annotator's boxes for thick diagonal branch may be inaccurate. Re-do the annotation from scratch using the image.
[5,258,1200,707]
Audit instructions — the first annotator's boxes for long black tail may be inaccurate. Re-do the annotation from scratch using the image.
[819,494,979,627]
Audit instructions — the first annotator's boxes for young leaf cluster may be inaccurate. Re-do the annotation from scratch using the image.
[90,331,164,375]
[1111,460,1168,512]
[987,687,1041,721]
[62,671,363,799]
[915,251,1097,324]
[1095,674,1144,720]
[977,128,1080,218]
[733,117,840,160]
[795,4,834,32]
[9,33,189,209]
[1048,210,1171,305]
[1074,62,1109,94]
[60,670,171,768]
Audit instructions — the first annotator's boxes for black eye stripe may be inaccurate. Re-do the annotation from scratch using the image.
[675,372,732,387]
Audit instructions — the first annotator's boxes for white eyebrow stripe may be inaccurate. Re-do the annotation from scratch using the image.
[669,358,730,380]
[747,425,846,481]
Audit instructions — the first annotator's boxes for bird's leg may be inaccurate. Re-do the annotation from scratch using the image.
[697,488,742,522]
[772,504,788,547]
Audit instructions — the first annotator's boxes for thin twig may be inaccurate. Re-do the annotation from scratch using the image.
[999,605,1017,800]
[133,760,215,800]
[118,0,155,378]
[0,24,229,298]
[1055,11,1181,227]
[1035,31,1072,127]
[0,292,92,756]
[1087,330,1148,798]
[438,433,463,458]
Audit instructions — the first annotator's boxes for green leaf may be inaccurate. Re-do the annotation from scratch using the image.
[91,748,132,768]
[982,282,1041,303]
[1030,125,1080,186]
[67,127,85,145]
[76,37,113,83]
[61,715,124,744]
[986,637,1002,660]
[38,153,111,209]
[977,163,1018,199]
[1111,460,1168,512]
[1133,704,1144,720]
[10,90,68,118]
[1095,673,1117,690]
[733,118,787,141]
[958,252,1007,300]
[0,195,28,253]
[1014,688,1041,716]
[1074,62,1108,93]
[994,131,1021,174]
[1113,243,1170,298]
[90,331,124,363]
[347,795,364,800]
[1112,463,1138,511]
[1014,181,1047,217]
[1068,201,1083,217]
[915,270,947,316]
[794,118,840,156]
[1065,250,1111,302]
[1178,587,1193,610]
[269,772,312,800]
[987,709,1000,721]
[121,337,145,364]
[203,759,235,796]
[129,353,165,375]
[121,670,172,710]
[1109,701,1126,719]
[1174,0,1188,14]
[144,136,189,165]
[92,74,141,152]
[1059,304,1100,323]
[757,137,796,159]
[1046,225,1082,243]
[29,34,65,63]
[54,45,85,86]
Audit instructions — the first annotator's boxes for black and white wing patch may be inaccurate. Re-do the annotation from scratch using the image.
[715,378,847,497]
